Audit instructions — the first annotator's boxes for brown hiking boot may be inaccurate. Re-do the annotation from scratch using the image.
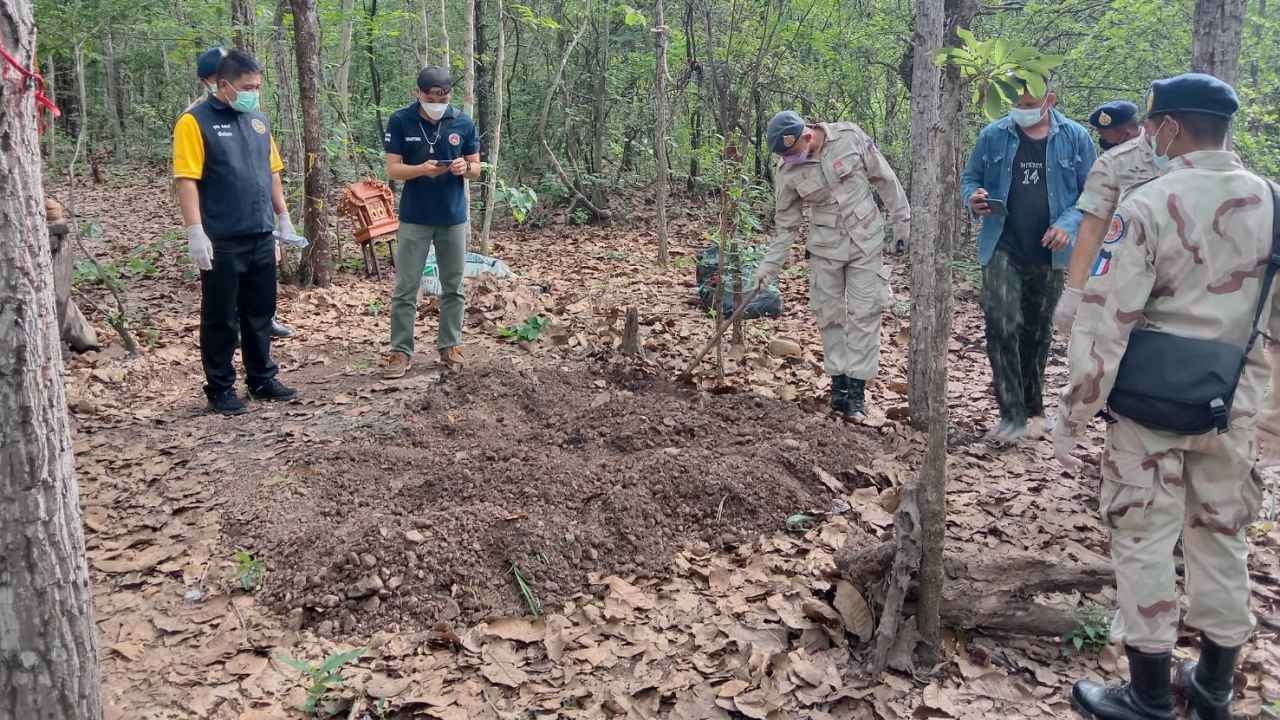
[440,346,465,368]
[381,351,411,379]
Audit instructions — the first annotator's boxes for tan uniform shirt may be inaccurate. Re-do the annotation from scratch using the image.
[1076,131,1160,221]
[758,122,910,278]
[1061,150,1277,437]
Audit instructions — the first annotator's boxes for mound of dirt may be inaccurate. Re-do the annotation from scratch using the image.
[221,361,888,635]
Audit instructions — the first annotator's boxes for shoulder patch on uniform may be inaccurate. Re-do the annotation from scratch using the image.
[251,118,267,135]
[1103,214,1126,246]
[448,132,462,146]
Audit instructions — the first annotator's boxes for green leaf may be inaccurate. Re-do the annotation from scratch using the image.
[318,647,367,675]
[982,86,1007,121]
[275,653,314,675]
[1073,636,1084,650]
[955,27,977,47]
[993,77,1025,104]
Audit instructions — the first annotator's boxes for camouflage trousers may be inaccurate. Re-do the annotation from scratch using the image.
[809,253,890,380]
[980,248,1064,425]
[1103,416,1263,653]
[1256,348,1280,445]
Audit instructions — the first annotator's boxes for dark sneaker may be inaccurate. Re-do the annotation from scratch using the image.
[270,319,295,338]
[846,378,867,420]
[207,389,248,416]
[248,379,298,401]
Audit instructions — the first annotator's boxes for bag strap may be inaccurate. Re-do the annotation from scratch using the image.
[1244,181,1280,354]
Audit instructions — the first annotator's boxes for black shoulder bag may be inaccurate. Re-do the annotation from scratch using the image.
[1106,182,1280,435]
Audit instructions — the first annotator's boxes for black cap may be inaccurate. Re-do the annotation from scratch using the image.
[197,47,226,80]
[1146,73,1239,119]
[766,111,806,154]
[417,67,453,93]
[1088,101,1139,130]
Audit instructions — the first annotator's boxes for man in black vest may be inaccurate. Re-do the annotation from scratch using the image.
[173,49,297,414]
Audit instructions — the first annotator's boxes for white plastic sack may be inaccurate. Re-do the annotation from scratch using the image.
[421,251,514,295]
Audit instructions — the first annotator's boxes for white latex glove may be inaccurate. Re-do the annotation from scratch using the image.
[1051,419,1083,471]
[1053,286,1082,334]
[273,212,309,249]
[186,224,213,271]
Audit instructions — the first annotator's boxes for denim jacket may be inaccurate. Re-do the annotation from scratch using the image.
[960,109,1097,268]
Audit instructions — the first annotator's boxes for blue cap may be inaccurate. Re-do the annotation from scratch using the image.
[1088,101,1139,130]
[196,47,226,80]
[766,111,806,154]
[1146,73,1238,119]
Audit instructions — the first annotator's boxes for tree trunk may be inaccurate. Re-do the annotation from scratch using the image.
[419,0,431,66]
[653,0,670,264]
[537,23,610,219]
[905,0,946,657]
[439,0,450,65]
[367,0,385,140]
[231,0,257,54]
[590,15,610,216]
[479,0,505,254]
[291,0,331,288]
[102,28,124,157]
[44,52,56,164]
[271,0,304,178]
[1192,0,1246,85]
[335,0,356,123]
[0,0,104,715]
[462,0,476,248]
[683,0,700,193]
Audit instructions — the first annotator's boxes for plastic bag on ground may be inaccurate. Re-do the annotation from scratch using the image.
[421,251,514,295]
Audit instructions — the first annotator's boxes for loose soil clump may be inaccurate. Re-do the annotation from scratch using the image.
[222,360,885,634]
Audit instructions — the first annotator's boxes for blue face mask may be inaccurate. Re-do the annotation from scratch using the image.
[1150,119,1177,172]
[1009,101,1045,128]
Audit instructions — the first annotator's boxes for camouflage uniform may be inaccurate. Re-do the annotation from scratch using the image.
[756,122,910,380]
[1076,132,1160,237]
[1059,150,1272,654]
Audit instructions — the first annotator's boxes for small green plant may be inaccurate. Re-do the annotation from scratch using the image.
[570,207,590,226]
[494,180,538,224]
[781,265,807,279]
[934,29,1065,120]
[1063,604,1111,654]
[233,549,266,592]
[276,646,367,716]
[497,314,548,343]
[366,299,386,316]
[604,250,627,261]
[671,255,697,270]
[351,357,373,372]
[142,326,161,350]
[338,256,365,273]
[510,560,543,616]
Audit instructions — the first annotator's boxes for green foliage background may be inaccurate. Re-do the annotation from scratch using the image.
[35,0,1279,204]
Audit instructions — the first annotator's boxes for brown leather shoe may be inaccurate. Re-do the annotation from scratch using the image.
[440,346,464,368]
[381,351,411,379]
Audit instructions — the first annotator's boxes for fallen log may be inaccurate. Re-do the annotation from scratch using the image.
[836,536,1114,637]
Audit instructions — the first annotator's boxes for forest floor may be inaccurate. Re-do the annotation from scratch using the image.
[53,165,1280,720]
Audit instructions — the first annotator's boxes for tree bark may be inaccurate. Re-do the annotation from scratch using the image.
[231,0,256,54]
[537,23,610,219]
[905,0,947,657]
[439,0,450,65]
[271,0,304,178]
[335,0,356,123]
[1192,0,1246,86]
[462,0,476,247]
[44,52,56,164]
[653,0,670,264]
[367,0,386,140]
[0,0,104,715]
[102,28,125,157]
[589,14,610,216]
[479,0,505,254]
[418,0,431,66]
[291,0,332,287]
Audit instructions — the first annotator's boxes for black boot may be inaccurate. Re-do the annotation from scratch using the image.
[1175,634,1241,720]
[248,378,299,401]
[1070,646,1175,720]
[846,378,866,419]
[207,389,248,416]
[829,376,851,415]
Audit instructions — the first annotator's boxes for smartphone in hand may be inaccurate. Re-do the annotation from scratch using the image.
[985,197,1008,216]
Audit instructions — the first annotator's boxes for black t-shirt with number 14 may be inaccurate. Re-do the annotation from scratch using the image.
[998,128,1051,267]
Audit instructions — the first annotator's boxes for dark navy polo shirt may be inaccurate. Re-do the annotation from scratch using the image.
[182,97,278,240]
[383,103,479,227]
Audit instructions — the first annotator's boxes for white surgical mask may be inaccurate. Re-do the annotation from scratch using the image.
[1009,101,1045,128]
[1149,119,1177,173]
[421,102,447,120]
[781,151,809,166]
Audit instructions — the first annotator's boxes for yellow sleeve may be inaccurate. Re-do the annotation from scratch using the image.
[269,136,284,174]
[172,114,205,180]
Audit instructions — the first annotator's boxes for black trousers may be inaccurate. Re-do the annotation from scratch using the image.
[201,232,278,397]
[981,247,1064,425]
